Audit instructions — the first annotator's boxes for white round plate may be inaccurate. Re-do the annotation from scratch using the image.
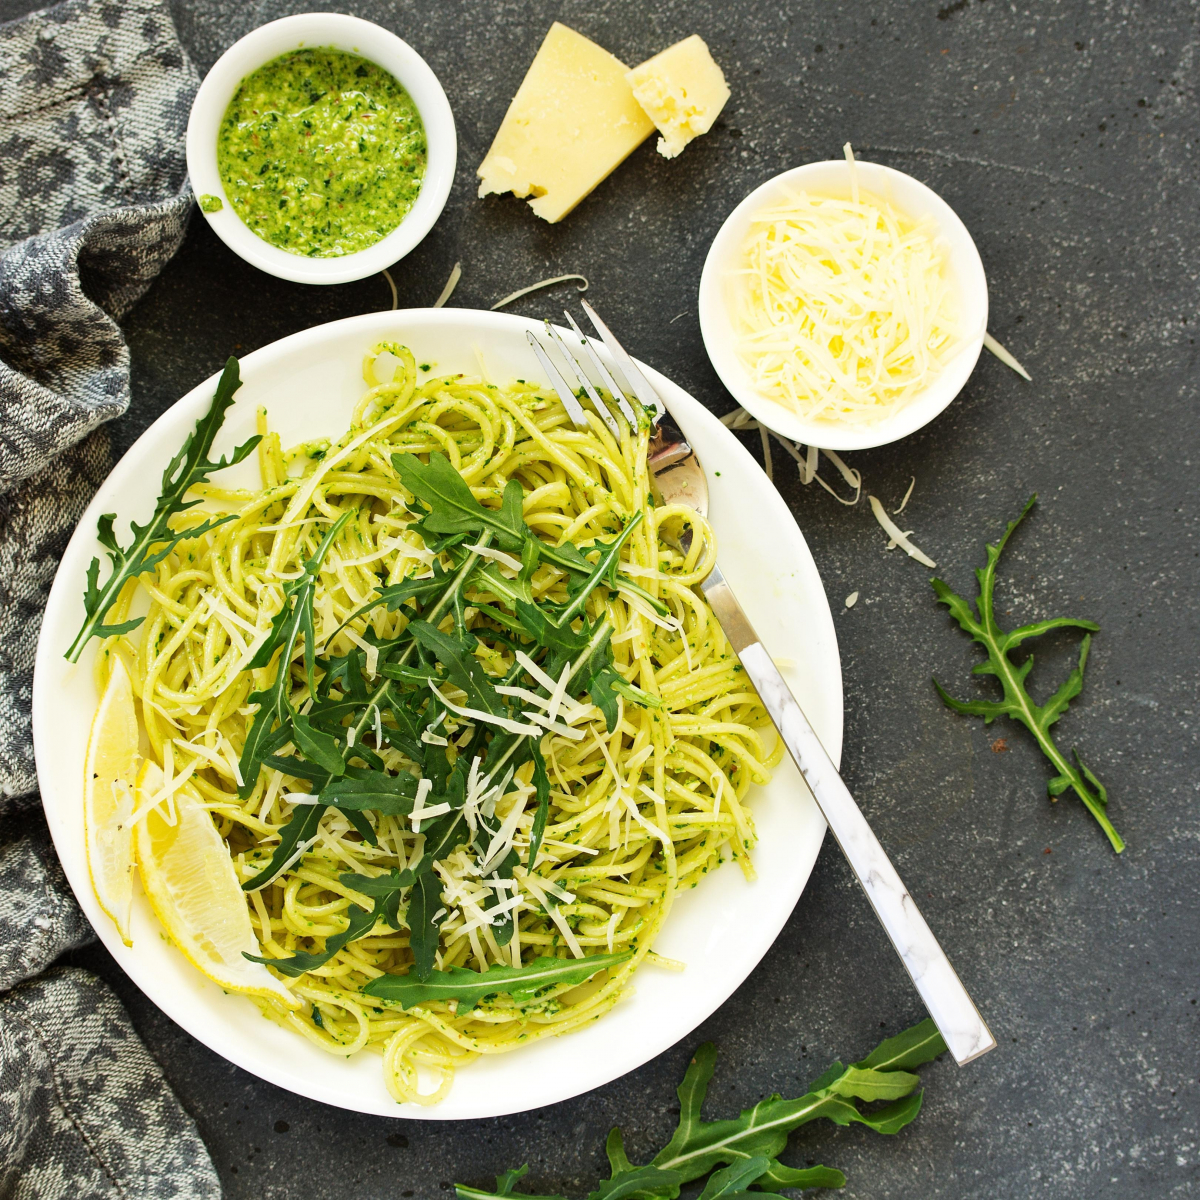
[33,309,841,1119]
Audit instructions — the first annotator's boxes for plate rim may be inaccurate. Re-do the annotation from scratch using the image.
[32,308,841,1118]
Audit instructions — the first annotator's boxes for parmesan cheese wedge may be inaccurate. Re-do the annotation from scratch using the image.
[627,35,730,159]
[477,23,654,223]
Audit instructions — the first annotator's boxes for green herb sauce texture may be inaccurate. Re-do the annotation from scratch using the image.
[216,47,427,258]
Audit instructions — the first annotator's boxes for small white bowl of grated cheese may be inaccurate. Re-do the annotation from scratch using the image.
[699,153,988,452]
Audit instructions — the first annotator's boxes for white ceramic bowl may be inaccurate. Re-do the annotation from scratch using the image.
[699,160,988,452]
[34,309,841,1119]
[186,13,456,285]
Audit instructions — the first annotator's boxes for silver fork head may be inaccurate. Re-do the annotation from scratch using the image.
[574,301,709,523]
[542,320,622,439]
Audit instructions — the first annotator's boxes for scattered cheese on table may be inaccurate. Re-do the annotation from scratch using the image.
[476,22,655,223]
[627,35,730,159]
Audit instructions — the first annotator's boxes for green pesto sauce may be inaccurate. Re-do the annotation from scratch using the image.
[216,47,427,258]
[198,193,223,212]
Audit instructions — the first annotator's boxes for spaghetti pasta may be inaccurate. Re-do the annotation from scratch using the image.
[97,343,780,1103]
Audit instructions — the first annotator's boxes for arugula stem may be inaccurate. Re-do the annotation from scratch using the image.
[67,357,260,661]
[932,495,1124,853]
[978,631,1123,852]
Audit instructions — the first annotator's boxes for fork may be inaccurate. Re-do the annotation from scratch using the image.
[528,299,997,1068]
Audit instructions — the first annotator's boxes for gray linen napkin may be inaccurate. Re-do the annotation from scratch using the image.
[0,0,221,1195]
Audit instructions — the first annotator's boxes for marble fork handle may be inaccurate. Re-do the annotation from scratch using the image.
[701,565,997,1066]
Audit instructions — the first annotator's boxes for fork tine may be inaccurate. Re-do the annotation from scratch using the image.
[544,321,622,439]
[525,331,590,430]
[580,299,666,417]
[561,311,640,428]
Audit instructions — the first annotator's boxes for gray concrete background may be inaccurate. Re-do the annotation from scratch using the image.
[9,0,1199,1195]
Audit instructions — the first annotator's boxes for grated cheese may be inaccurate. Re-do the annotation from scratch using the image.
[342,626,380,677]
[868,495,937,568]
[523,710,586,741]
[727,147,963,427]
[409,777,440,831]
[479,788,531,875]
[983,331,1032,381]
[430,684,541,737]
[433,261,461,308]
[464,542,524,572]
[490,273,589,312]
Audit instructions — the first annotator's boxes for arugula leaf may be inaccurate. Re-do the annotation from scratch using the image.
[586,1166,681,1200]
[290,711,346,777]
[363,951,633,1008]
[456,1165,566,1200]
[242,802,325,892]
[394,451,527,552]
[473,562,535,608]
[696,1156,770,1200]
[931,495,1123,852]
[246,893,379,977]
[67,357,261,661]
[341,867,413,895]
[247,866,417,976]
[396,450,666,614]
[749,1160,845,1193]
[555,515,642,627]
[589,1131,682,1200]
[853,1018,949,1071]
[515,600,590,662]
[319,768,420,814]
[651,1022,945,1184]
[405,869,446,981]
[409,620,506,715]
[238,511,354,797]
[526,742,552,867]
[455,1021,945,1200]
[325,560,461,646]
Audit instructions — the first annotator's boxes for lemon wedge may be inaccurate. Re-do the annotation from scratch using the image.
[134,761,299,1009]
[83,655,139,945]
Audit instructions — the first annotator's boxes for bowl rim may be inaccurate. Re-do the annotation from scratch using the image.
[698,158,988,452]
[185,12,456,285]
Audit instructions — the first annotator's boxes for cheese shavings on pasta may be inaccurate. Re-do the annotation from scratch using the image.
[93,343,781,1108]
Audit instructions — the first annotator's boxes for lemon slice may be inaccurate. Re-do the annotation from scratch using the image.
[83,655,139,945]
[134,761,299,1009]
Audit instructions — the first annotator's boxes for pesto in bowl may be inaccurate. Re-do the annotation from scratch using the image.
[216,47,427,258]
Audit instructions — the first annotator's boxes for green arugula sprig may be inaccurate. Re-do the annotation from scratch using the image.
[363,950,633,1008]
[931,495,1122,852]
[393,450,667,615]
[237,509,355,797]
[66,358,261,661]
[234,447,668,979]
[456,1020,947,1200]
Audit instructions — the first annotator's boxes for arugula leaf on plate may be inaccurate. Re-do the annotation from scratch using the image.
[237,510,354,796]
[363,950,632,1008]
[931,495,1122,852]
[67,357,261,661]
[394,450,527,552]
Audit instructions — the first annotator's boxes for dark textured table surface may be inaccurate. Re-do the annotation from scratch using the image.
[11,0,1199,1195]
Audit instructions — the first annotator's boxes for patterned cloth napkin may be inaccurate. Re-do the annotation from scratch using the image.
[0,0,221,1194]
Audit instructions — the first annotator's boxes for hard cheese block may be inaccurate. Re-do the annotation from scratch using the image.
[627,35,730,159]
[477,22,654,223]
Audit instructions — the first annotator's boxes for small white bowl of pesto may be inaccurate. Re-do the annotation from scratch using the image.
[186,13,456,285]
